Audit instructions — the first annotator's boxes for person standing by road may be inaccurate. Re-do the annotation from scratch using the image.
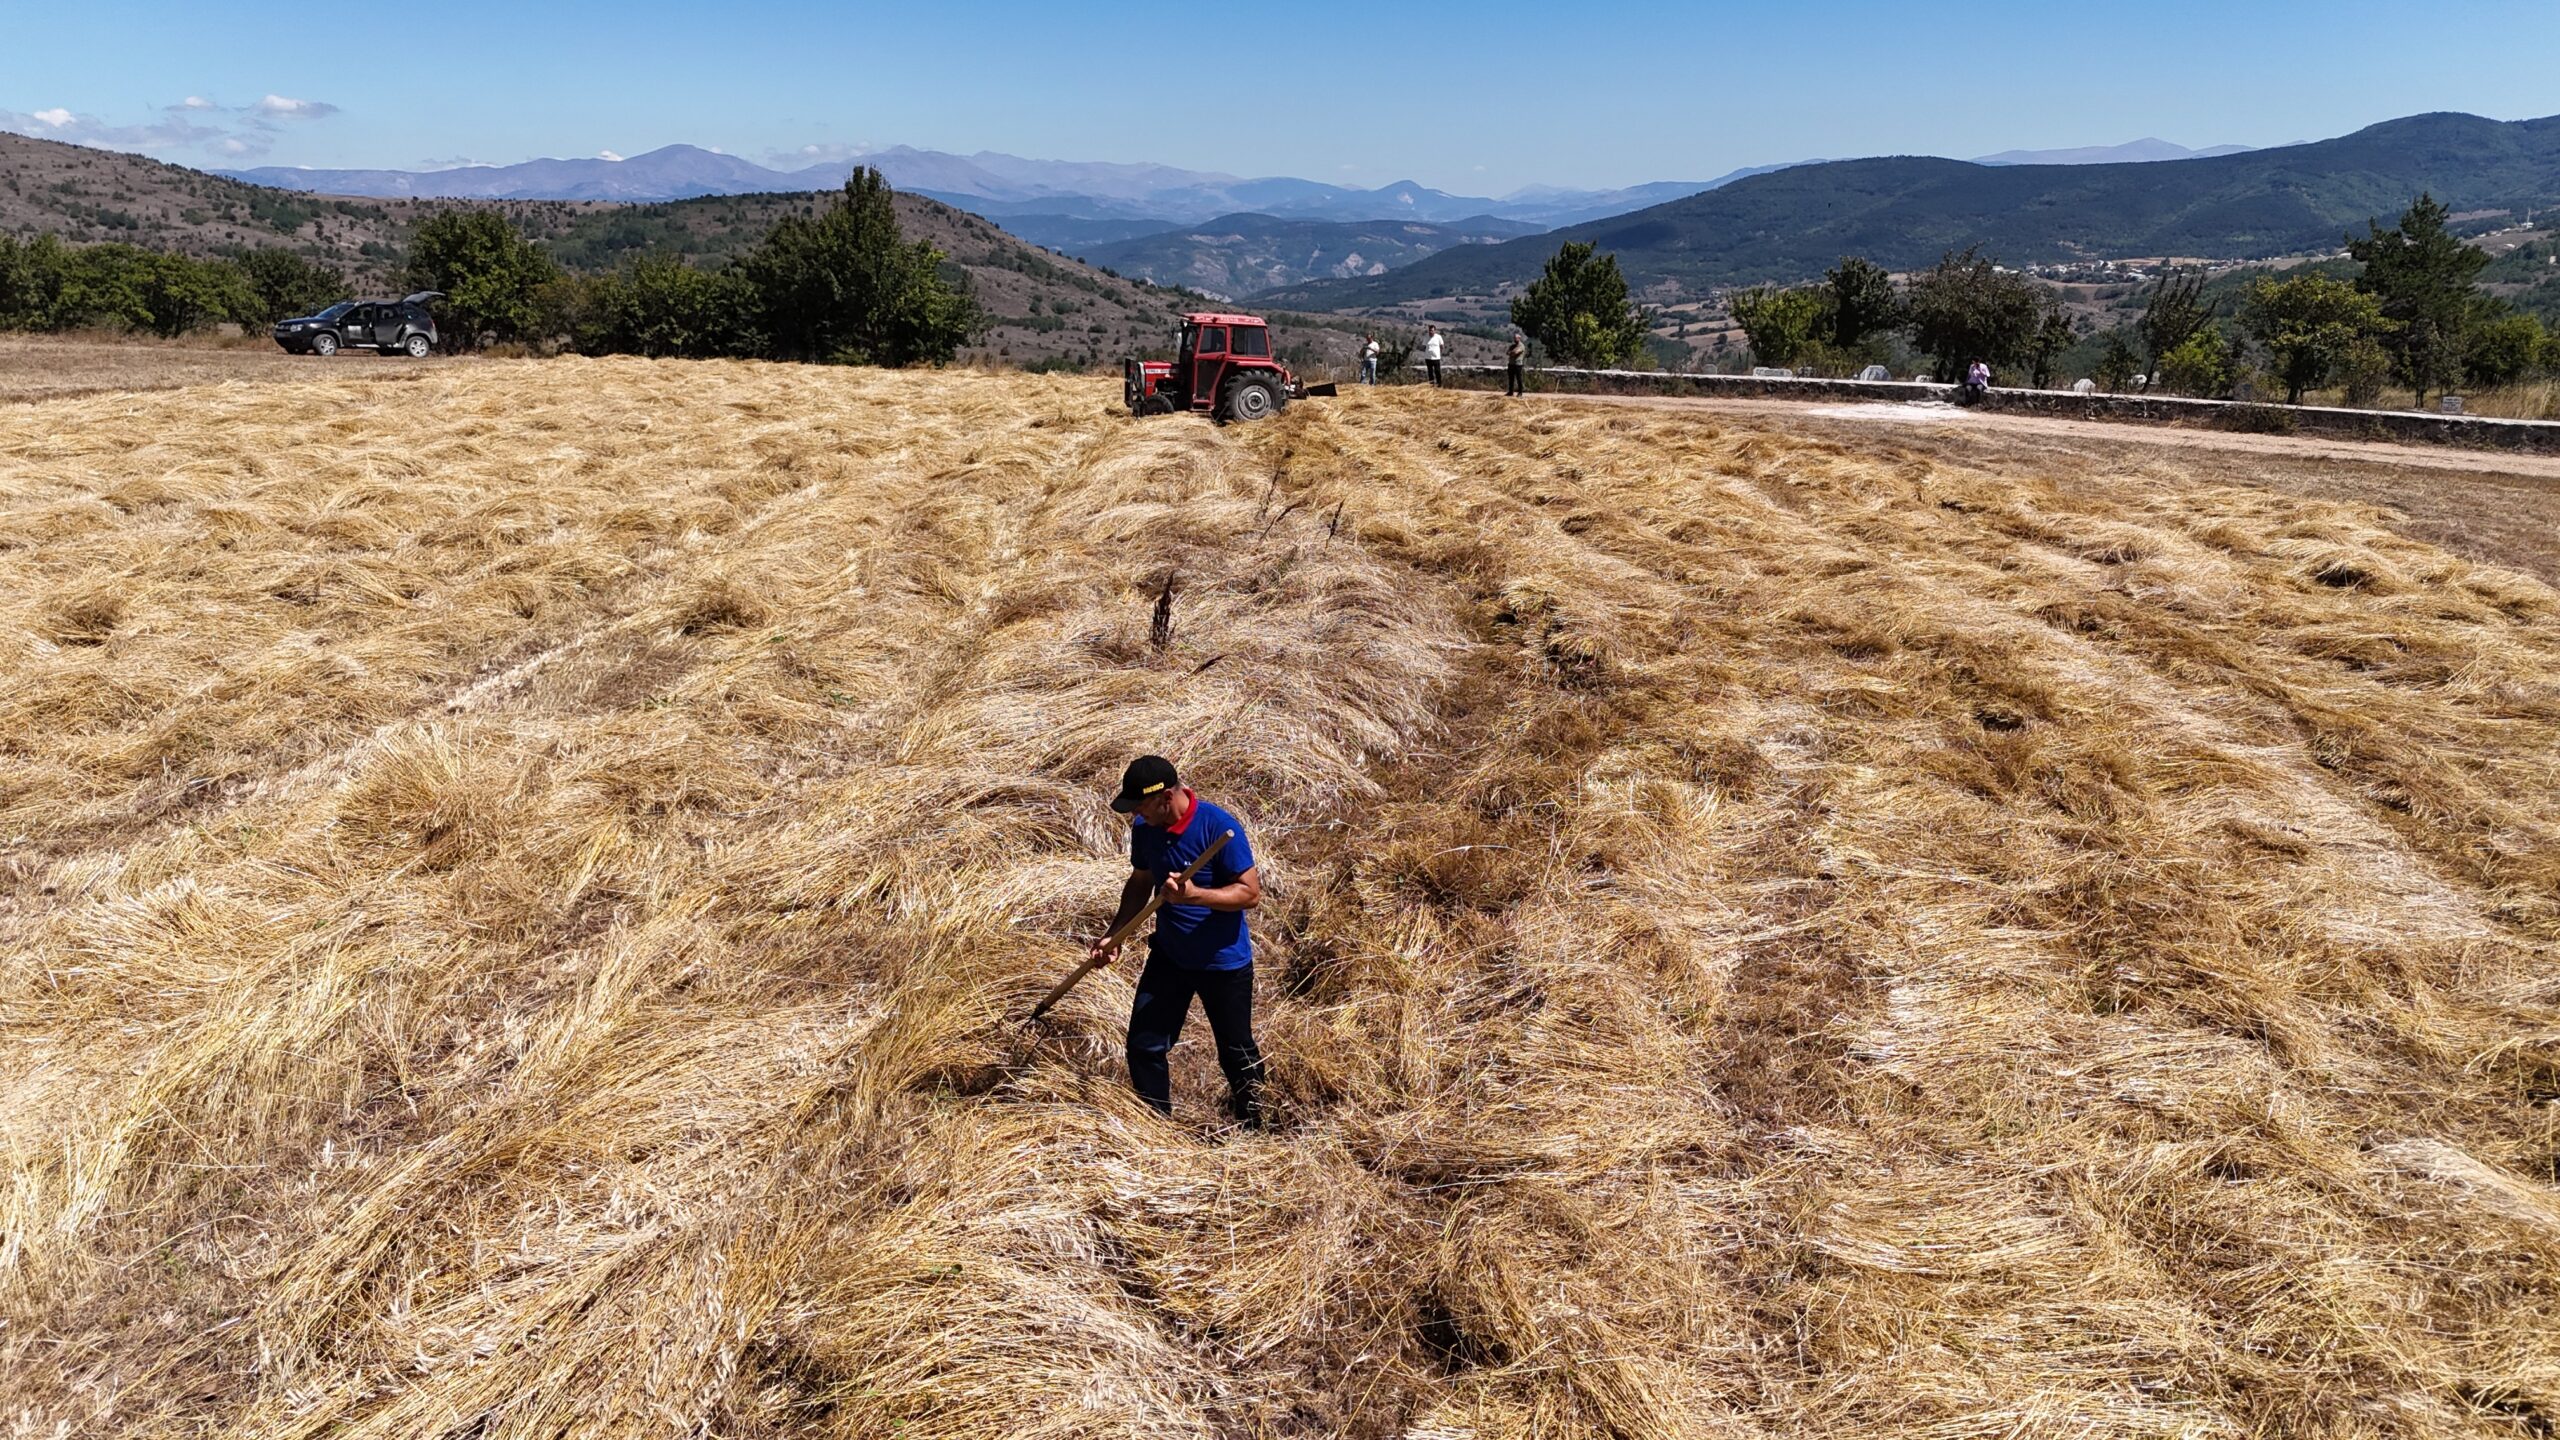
[1506,330,1527,397]
[1086,755,1266,1127]
[1423,326,1445,387]
[1360,334,1380,385]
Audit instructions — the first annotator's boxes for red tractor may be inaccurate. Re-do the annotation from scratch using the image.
[1124,312,1336,422]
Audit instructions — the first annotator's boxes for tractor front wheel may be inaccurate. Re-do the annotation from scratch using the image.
[1222,375,1281,423]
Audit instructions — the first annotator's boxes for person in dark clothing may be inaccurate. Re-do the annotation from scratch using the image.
[1087,755,1266,1125]
[1506,330,1527,397]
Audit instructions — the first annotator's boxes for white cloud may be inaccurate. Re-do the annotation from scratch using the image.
[170,95,219,112]
[598,149,624,162]
[254,94,336,119]
[770,140,878,167]
[2,106,229,152]
[215,136,255,156]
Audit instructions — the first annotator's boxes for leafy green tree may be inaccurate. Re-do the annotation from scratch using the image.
[2154,328,2234,397]
[1726,284,1826,368]
[234,247,347,326]
[1904,246,2045,380]
[2095,329,2140,391]
[574,255,762,359]
[2135,268,2217,373]
[403,209,564,350]
[2338,337,2392,408]
[1508,241,1647,368]
[2025,298,2077,388]
[2347,193,2488,405]
[1823,255,1903,350]
[737,169,981,366]
[2239,273,2388,403]
[2463,308,2545,388]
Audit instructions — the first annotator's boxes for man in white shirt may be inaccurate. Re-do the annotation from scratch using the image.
[1360,334,1380,385]
[1422,327,1444,387]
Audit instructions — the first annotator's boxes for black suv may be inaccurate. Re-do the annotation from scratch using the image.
[274,291,444,357]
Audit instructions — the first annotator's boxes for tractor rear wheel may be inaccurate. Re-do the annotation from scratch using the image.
[1223,374,1281,422]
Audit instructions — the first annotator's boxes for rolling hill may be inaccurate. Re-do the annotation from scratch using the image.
[2,131,1403,367]
[1264,111,2560,307]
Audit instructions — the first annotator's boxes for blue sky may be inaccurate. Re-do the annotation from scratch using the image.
[4,1,2556,193]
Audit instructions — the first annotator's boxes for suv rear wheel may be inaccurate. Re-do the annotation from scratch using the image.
[311,332,339,357]
[402,333,432,358]
[1223,374,1281,422]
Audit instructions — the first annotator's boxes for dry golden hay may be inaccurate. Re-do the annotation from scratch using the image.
[3,360,2559,1439]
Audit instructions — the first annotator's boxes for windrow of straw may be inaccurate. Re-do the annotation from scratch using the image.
[3,360,2556,1439]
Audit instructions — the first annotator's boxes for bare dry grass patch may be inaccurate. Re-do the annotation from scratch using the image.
[3,367,2557,1438]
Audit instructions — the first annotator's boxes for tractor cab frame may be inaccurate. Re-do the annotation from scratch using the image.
[1124,312,1333,422]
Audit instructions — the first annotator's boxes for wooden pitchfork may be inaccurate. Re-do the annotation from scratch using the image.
[1026,829,1234,1024]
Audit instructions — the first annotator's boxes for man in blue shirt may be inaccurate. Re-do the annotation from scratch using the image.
[1087,754,1266,1125]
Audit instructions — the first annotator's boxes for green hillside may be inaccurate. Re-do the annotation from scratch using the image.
[1266,112,2560,307]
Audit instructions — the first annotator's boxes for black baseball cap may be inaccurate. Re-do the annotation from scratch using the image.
[1111,754,1180,813]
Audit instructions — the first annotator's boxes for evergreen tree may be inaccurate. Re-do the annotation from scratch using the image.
[2026,298,2077,388]
[1823,255,1903,350]
[737,169,981,367]
[2346,193,2488,404]
[2135,268,2216,372]
[1508,241,1647,368]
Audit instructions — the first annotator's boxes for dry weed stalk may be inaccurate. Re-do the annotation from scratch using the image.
[1,364,2555,1439]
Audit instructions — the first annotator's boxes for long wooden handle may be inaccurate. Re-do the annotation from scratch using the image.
[1027,829,1234,1022]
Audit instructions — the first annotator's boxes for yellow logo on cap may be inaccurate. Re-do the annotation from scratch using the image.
[1140,782,1166,794]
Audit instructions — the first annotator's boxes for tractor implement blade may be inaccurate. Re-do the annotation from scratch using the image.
[1299,382,1338,398]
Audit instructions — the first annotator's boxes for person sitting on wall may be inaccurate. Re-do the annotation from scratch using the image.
[1959,358,1992,406]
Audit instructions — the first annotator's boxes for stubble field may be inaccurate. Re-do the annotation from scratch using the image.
[4,359,2558,1439]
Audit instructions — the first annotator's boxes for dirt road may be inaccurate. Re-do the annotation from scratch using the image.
[1541,390,2560,583]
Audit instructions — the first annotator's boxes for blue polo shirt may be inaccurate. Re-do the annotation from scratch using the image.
[1129,793,1257,971]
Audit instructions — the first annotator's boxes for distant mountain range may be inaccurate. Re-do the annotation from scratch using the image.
[219,144,1768,230]
[1070,212,1544,299]
[1261,112,2560,308]
[1971,139,2254,166]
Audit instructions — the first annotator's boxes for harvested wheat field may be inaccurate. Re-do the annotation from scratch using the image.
[4,359,2559,1439]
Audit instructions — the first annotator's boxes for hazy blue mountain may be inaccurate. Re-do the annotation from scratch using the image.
[224,144,799,201]
[223,143,1778,229]
[1972,138,2255,166]
[1067,212,1546,298]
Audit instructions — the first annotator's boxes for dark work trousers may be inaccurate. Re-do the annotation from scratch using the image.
[1426,359,1443,387]
[1506,361,1524,396]
[1126,952,1264,1122]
